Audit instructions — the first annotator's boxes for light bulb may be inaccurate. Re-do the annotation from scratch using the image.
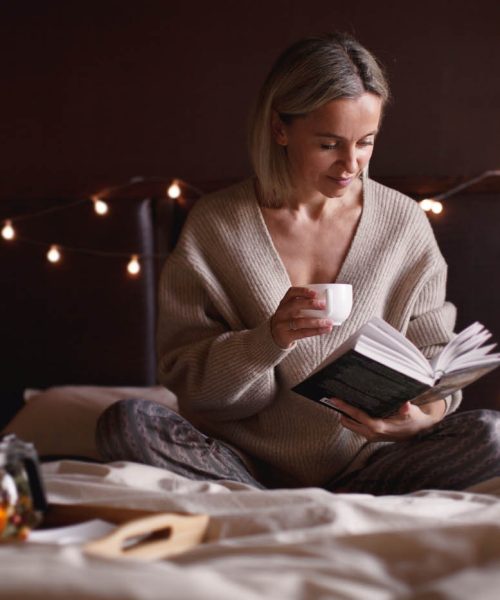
[47,245,61,263]
[167,181,181,199]
[419,199,433,211]
[92,197,109,215]
[431,201,443,214]
[127,255,141,276]
[1,220,15,240]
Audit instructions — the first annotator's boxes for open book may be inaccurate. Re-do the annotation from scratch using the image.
[292,317,500,418]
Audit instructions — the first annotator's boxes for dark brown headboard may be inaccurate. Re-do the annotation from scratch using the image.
[0,184,194,428]
[429,193,500,410]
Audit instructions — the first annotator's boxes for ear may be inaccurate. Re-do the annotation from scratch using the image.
[271,110,288,146]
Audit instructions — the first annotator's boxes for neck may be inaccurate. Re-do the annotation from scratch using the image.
[286,178,362,219]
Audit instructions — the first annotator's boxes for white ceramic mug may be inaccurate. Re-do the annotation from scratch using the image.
[300,283,353,326]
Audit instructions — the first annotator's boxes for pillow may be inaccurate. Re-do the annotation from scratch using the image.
[2,385,178,460]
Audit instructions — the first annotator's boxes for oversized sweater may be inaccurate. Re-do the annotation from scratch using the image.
[157,177,460,487]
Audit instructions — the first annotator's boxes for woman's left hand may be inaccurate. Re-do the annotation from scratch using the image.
[330,398,446,442]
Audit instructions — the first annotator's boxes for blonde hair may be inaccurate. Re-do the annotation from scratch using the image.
[248,33,390,207]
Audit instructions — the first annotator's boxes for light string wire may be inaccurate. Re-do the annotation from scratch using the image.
[2,198,89,224]
[12,235,168,260]
[1,176,203,225]
[432,169,500,201]
[419,169,500,214]
[0,176,203,275]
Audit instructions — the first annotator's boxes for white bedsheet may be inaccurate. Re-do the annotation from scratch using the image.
[1,460,500,599]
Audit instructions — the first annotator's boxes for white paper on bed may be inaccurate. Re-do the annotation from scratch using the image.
[1,460,500,600]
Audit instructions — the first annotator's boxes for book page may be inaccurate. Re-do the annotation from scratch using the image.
[356,336,434,383]
[362,318,431,372]
[445,354,500,374]
[411,362,500,407]
[348,319,431,380]
[431,322,495,373]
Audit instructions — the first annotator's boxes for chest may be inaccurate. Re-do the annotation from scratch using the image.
[262,206,362,286]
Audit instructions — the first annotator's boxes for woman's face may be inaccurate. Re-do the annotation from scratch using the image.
[274,93,383,202]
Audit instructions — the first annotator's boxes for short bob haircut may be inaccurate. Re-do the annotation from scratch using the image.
[248,32,390,208]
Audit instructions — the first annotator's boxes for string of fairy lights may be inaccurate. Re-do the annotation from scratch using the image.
[1,171,498,277]
[0,177,202,277]
[417,169,500,214]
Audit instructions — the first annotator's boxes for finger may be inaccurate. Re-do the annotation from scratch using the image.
[340,415,366,432]
[288,300,328,322]
[272,315,330,349]
[339,416,382,441]
[277,288,329,320]
[396,401,412,415]
[279,287,316,306]
[288,325,333,339]
[328,398,377,427]
[289,317,333,331]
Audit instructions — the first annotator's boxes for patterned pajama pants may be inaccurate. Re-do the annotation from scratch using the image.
[95,398,500,495]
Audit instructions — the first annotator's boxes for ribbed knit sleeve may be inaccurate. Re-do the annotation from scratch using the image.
[366,180,462,414]
[156,185,292,422]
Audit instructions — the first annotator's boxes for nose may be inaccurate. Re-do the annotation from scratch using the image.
[338,146,358,173]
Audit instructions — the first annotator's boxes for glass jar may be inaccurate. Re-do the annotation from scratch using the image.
[0,435,47,541]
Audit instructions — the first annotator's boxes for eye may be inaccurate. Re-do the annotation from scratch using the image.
[358,138,375,147]
[320,143,338,150]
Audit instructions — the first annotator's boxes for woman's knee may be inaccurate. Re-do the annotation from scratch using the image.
[95,397,153,460]
[445,409,500,451]
[97,397,154,430]
[468,409,500,444]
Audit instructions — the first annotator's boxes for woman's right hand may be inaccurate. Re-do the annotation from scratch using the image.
[270,287,333,349]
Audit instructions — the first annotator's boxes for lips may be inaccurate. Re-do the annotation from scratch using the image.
[327,175,354,187]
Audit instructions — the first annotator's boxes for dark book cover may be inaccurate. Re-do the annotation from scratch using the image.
[292,349,431,418]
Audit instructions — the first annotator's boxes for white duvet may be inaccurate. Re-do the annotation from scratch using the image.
[1,460,500,599]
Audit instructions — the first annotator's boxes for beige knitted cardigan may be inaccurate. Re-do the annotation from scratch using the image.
[157,177,460,487]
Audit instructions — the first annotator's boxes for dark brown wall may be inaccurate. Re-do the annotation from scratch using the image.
[1,0,500,199]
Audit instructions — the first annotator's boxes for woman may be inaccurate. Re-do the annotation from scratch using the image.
[96,33,500,494]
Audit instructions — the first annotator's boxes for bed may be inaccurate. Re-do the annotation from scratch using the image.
[0,459,499,599]
[1,176,499,599]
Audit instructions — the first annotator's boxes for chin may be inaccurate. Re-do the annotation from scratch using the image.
[324,174,361,196]
[319,183,350,199]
